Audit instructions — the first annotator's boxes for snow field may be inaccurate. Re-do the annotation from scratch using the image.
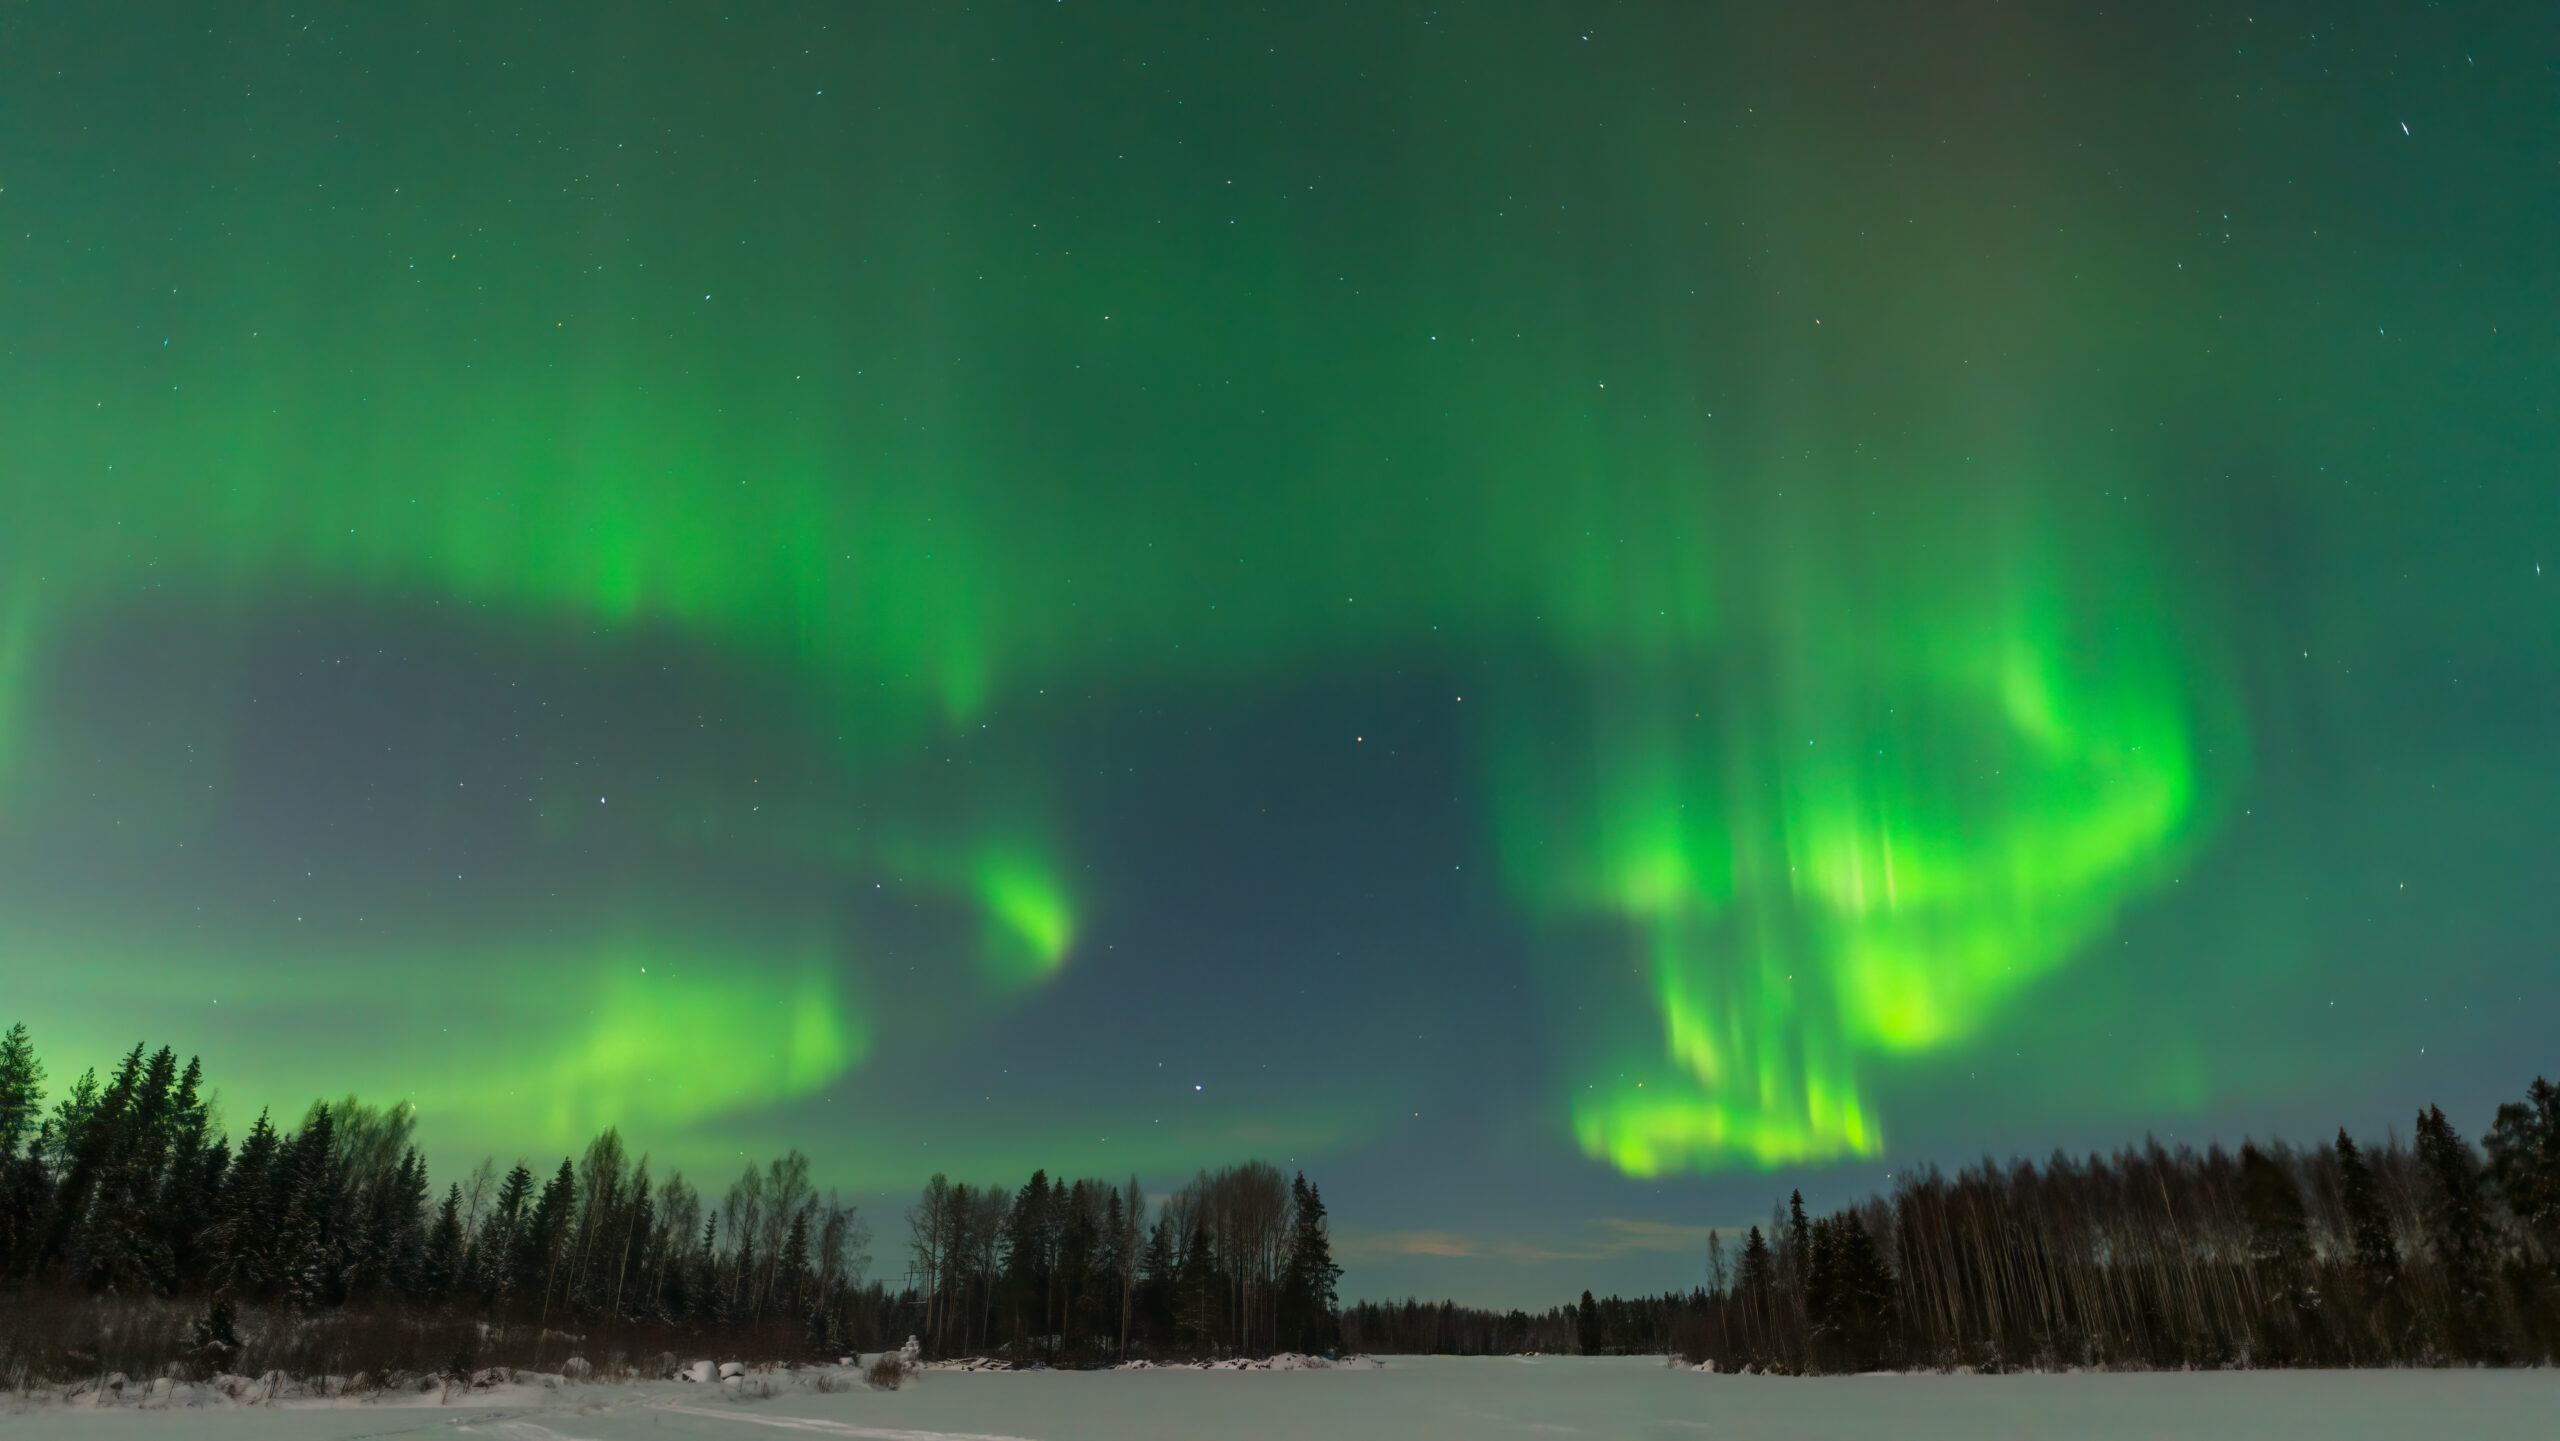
[5,1354,2556,1440]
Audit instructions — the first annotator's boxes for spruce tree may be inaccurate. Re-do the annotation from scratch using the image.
[0,1024,46,1280]
[1736,1224,1776,1363]
[424,1183,466,1301]
[37,1065,103,1171]
[689,1211,720,1323]
[521,1159,577,1319]
[161,1058,219,1292]
[2413,1105,2499,1359]
[0,1023,44,1163]
[2484,1077,2559,1257]
[1804,1215,1841,1359]
[2238,1142,2313,1321]
[1137,1210,1177,1348]
[1738,1225,1774,1298]
[41,1047,140,1281]
[349,1147,429,1302]
[1175,1217,1216,1356]
[276,1104,343,1310]
[1279,1173,1341,1352]
[482,1162,534,1303]
[1057,1180,1094,1353]
[1826,1211,1895,1370]
[0,1138,49,1280]
[1782,1192,1813,1366]
[2334,1130,2399,1283]
[1785,1190,1813,1308]
[1002,1171,1054,1359]
[781,1204,812,1316]
[214,1110,282,1298]
[1099,1187,1127,1355]
[79,1046,185,1292]
[1117,1176,1146,1357]
[607,1162,654,1322]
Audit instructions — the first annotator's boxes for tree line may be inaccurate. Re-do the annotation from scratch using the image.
[0,1024,1345,1382]
[901,1158,1341,1361]
[1576,1074,2560,1371]
[1338,1298,1575,1355]
[0,1024,904,1379]
[26,1020,2540,1380]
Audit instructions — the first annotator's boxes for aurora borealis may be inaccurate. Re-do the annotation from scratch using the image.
[3,2,2555,1303]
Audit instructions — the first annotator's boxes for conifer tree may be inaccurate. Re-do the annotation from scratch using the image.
[481,1161,535,1304]
[1175,1214,1216,1355]
[1118,1177,1144,1354]
[0,1023,44,1163]
[1099,1185,1126,1356]
[1825,1210,1894,1368]
[2484,1078,2559,1257]
[608,1160,655,1321]
[37,1065,102,1171]
[0,1024,47,1281]
[78,1045,185,1292]
[350,1148,429,1302]
[0,1138,48,1280]
[161,1058,221,1292]
[1738,1225,1774,1297]
[2239,1142,2313,1322]
[1056,1179,1094,1353]
[276,1104,343,1310]
[781,1204,812,1316]
[1002,1170,1053,1358]
[2335,1130,2399,1284]
[213,1110,282,1298]
[1279,1172,1341,1352]
[1784,1190,1812,1305]
[523,1159,577,1321]
[1735,1224,1775,1361]
[1137,1209,1177,1347]
[2413,1106,2498,1359]
[41,1046,140,1281]
[424,1183,466,1301]
[1804,1215,1839,1350]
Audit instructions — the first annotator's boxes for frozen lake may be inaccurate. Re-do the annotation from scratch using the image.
[9,1355,2556,1440]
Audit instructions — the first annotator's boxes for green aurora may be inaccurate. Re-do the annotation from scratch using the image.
[1,4,2553,1293]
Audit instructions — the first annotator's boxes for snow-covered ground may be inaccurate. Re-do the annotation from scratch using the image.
[5,1355,2555,1439]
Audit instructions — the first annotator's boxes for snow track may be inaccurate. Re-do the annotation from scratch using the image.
[655,1404,1041,1441]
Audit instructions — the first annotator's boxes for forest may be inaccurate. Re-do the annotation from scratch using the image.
[0,1025,1337,1384]
[900,1163,1341,1362]
[1574,1074,2560,1372]
[4,1021,2551,1384]
[1336,1298,1576,1356]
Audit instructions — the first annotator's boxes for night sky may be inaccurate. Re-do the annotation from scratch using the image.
[3,2,2554,1306]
